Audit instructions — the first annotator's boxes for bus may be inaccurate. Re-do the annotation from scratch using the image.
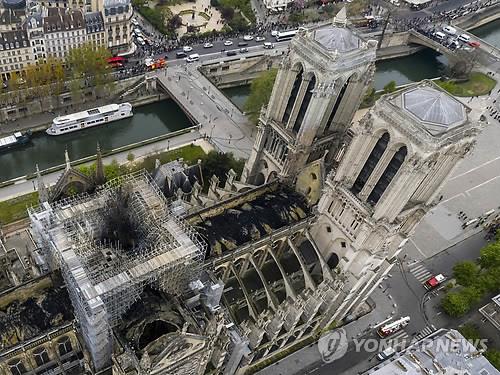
[377,316,410,338]
[107,56,127,69]
[275,29,298,42]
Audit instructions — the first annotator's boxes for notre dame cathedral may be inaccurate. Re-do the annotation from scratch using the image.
[14,9,485,375]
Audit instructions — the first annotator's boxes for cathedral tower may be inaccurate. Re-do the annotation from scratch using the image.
[312,81,484,321]
[242,11,378,185]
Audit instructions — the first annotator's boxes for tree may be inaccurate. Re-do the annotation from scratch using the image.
[127,152,135,162]
[383,80,397,94]
[219,6,234,21]
[244,69,278,124]
[453,261,479,287]
[201,151,244,187]
[458,324,482,344]
[168,14,183,30]
[479,242,500,269]
[485,349,500,371]
[66,43,111,90]
[441,292,470,317]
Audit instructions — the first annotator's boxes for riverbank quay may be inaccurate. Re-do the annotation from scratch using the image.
[0,127,206,202]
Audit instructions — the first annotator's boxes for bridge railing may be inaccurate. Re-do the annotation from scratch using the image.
[455,26,500,59]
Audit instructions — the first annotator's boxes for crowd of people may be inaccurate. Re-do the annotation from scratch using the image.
[392,0,497,32]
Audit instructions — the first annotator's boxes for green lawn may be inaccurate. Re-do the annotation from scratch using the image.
[437,72,497,97]
[0,192,39,225]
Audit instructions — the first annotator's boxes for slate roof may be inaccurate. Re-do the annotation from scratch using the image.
[314,26,360,53]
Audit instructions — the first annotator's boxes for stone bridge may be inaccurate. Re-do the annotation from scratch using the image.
[408,28,500,68]
[153,65,254,159]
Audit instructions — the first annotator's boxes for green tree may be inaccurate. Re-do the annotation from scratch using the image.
[485,349,500,370]
[244,69,278,124]
[441,292,470,317]
[127,152,135,162]
[479,242,500,269]
[201,151,244,187]
[453,261,479,287]
[458,324,482,344]
[383,80,397,94]
[66,44,111,90]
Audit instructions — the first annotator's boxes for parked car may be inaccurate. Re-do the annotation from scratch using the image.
[263,42,275,49]
[186,53,200,63]
[176,51,187,58]
[443,25,457,35]
[136,37,146,46]
[243,35,254,41]
[238,42,248,47]
[377,347,396,361]
[203,42,214,48]
[271,30,278,36]
[434,31,446,41]
[183,46,193,52]
[224,40,233,46]
[239,47,248,53]
[458,33,470,43]
[255,36,266,42]
[226,50,237,56]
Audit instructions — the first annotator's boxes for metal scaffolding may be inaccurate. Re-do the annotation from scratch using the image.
[28,170,206,371]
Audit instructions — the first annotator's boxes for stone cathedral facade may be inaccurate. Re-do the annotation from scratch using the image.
[241,10,484,333]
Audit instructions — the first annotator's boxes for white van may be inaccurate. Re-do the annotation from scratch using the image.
[186,53,200,63]
[458,33,470,43]
[263,42,275,49]
[434,31,446,41]
[377,347,396,361]
[443,25,457,35]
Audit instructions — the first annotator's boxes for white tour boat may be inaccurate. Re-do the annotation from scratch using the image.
[46,103,133,136]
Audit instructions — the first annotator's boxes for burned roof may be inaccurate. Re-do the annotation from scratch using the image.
[115,287,185,357]
[153,160,203,198]
[0,275,74,351]
[194,183,310,257]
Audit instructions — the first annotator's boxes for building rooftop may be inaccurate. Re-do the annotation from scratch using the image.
[363,329,500,375]
[402,86,467,134]
[192,183,310,257]
[0,29,29,50]
[314,26,361,53]
[84,11,104,34]
[43,8,84,34]
[0,274,74,352]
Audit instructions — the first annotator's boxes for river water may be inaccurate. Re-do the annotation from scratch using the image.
[225,19,500,111]
[1,19,499,183]
[0,101,191,182]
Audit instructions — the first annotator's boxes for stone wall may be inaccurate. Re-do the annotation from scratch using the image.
[199,54,282,88]
[0,74,157,124]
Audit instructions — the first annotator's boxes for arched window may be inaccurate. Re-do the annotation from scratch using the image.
[282,68,303,125]
[351,132,390,195]
[58,336,73,356]
[292,75,316,133]
[33,347,50,367]
[324,76,351,133]
[367,146,407,205]
[8,359,26,375]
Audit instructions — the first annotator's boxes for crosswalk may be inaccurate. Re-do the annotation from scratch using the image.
[413,325,436,341]
[408,263,433,284]
[382,326,437,349]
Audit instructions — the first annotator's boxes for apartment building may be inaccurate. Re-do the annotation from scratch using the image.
[0,29,32,81]
[103,0,132,55]
[42,7,86,59]
[84,11,105,48]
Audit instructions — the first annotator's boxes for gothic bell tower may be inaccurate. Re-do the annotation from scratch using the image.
[242,8,378,185]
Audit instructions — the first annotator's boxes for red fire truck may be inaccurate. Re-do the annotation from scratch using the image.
[377,317,410,338]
